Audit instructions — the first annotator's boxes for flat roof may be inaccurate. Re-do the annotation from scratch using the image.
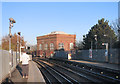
[47,31,67,35]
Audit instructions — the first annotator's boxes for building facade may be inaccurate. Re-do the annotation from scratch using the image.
[37,31,76,57]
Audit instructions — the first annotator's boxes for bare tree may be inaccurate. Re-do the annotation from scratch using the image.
[31,45,37,51]
[76,40,83,50]
[110,18,120,48]
[111,18,120,40]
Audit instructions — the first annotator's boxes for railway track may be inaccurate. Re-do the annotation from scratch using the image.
[33,57,120,83]
[51,59,120,82]
[48,59,120,82]
[34,59,78,84]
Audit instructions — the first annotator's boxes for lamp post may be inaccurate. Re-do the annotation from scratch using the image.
[102,43,108,62]
[104,34,112,49]
[18,32,21,62]
[16,33,19,63]
[17,32,21,62]
[89,40,93,59]
[91,41,93,50]
[103,34,110,62]
[9,18,16,78]
[94,35,97,51]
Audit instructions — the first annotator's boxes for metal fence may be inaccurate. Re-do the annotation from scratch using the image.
[53,51,68,59]
[0,49,19,83]
[74,49,120,64]
[53,49,120,64]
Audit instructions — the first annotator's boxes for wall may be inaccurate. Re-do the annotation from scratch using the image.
[0,50,19,83]
[74,49,120,64]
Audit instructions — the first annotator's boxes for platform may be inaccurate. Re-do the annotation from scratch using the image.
[28,61,45,82]
[69,60,120,71]
[2,60,45,83]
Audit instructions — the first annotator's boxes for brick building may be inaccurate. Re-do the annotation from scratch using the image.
[36,31,76,57]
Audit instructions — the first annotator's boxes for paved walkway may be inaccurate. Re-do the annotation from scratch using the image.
[28,61,45,82]
[70,60,120,71]
[2,63,27,84]
[10,63,27,83]
[2,60,45,83]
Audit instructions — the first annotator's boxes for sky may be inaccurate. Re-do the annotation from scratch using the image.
[1,2,118,45]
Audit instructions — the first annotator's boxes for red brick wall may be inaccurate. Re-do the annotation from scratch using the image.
[56,34,76,51]
[37,34,76,57]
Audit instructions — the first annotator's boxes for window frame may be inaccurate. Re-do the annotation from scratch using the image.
[39,44,42,50]
[59,43,64,49]
[50,43,54,50]
[44,44,48,50]
[70,43,74,49]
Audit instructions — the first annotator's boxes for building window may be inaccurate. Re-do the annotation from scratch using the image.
[44,44,48,50]
[39,44,42,50]
[70,43,74,49]
[59,43,64,49]
[50,43,54,50]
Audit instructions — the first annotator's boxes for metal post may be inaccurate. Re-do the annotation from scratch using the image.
[94,35,98,59]
[8,18,16,78]
[90,41,93,59]
[17,34,19,63]
[18,35,20,62]
[109,37,112,62]
[106,43,108,51]
[104,34,111,62]
[18,32,21,62]
[110,37,112,49]
[102,43,108,62]
[96,39,97,51]
[9,23,12,78]
[91,41,92,50]
[19,36,21,62]
[94,35,97,51]
[106,43,108,62]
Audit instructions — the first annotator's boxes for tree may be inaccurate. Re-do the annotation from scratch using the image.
[83,18,117,50]
[0,45,1,49]
[2,33,26,51]
[111,18,120,48]
[111,18,120,39]
[76,40,83,50]
[31,45,37,51]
